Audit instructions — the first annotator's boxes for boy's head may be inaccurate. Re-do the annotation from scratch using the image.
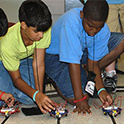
[0,8,8,37]
[19,0,52,32]
[81,0,109,36]
[83,0,109,22]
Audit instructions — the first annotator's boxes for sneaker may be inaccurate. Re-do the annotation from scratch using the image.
[103,75,117,93]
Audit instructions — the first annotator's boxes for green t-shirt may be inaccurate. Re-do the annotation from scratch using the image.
[0,22,51,71]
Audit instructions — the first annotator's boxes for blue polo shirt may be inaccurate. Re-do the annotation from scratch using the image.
[46,8,110,64]
[106,0,124,4]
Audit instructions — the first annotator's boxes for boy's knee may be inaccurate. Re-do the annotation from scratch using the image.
[15,91,34,105]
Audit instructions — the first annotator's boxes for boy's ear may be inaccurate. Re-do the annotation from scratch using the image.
[80,10,84,19]
[21,22,27,29]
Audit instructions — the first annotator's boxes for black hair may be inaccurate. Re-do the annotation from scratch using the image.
[83,0,109,22]
[19,0,52,32]
[79,0,85,5]
[0,8,8,37]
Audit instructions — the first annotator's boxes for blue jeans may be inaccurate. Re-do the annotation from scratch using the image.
[45,54,87,98]
[108,32,124,52]
[0,59,35,106]
[45,32,124,98]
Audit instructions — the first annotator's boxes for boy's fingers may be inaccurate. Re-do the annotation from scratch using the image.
[46,99,55,107]
[42,104,51,112]
[107,95,113,104]
[100,96,105,103]
[44,101,55,111]
[78,109,81,115]
[86,108,92,115]
[39,105,47,114]
[82,110,86,115]
[73,108,78,113]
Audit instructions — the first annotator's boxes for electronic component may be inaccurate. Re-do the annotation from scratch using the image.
[102,106,122,117]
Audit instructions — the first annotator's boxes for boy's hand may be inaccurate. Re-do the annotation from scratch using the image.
[35,92,55,114]
[1,93,15,107]
[73,99,92,115]
[99,90,113,107]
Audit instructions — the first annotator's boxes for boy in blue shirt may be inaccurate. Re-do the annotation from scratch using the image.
[45,0,124,115]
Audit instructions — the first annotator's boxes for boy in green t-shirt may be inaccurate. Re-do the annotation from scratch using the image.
[0,0,55,113]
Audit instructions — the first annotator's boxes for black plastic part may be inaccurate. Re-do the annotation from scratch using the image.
[21,107,43,116]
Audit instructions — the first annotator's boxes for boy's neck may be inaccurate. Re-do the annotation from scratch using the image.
[21,28,33,47]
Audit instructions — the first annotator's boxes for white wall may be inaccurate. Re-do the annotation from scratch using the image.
[0,0,65,23]
[0,0,24,23]
[43,0,65,24]
[65,0,83,12]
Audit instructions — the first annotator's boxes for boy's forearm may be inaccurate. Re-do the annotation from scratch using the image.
[87,59,104,91]
[93,65,104,91]
[69,63,84,100]
[13,77,36,99]
[33,48,46,92]
[99,39,124,69]
[8,70,36,99]
[33,65,45,92]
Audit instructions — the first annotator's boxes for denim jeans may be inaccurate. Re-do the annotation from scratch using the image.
[0,58,35,106]
[108,32,124,52]
[45,54,87,98]
[45,32,124,98]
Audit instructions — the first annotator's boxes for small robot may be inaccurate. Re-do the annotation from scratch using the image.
[49,105,69,118]
[49,103,69,124]
[102,106,122,117]
[0,98,20,117]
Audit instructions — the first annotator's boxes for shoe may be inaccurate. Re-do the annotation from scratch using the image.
[103,75,117,93]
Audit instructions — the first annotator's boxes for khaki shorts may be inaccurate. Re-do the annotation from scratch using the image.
[106,4,124,33]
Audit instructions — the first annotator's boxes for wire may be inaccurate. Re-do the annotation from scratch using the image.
[57,117,61,124]
[114,96,124,110]
[93,95,124,110]
[93,37,95,72]
[25,42,41,91]
[25,47,32,87]
[35,42,41,91]
[108,113,117,124]
[1,115,10,124]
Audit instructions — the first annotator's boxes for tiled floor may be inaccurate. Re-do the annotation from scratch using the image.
[1,93,124,124]
[0,55,123,124]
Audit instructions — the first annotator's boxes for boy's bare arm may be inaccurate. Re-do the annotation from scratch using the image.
[69,63,83,99]
[87,58,104,91]
[8,70,36,99]
[8,69,55,113]
[69,63,91,115]
[33,48,45,92]
[33,48,55,113]
[99,39,124,69]
[87,58,113,106]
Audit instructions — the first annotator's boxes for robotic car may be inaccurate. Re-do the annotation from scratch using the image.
[0,98,20,117]
[49,104,69,118]
[102,106,122,117]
